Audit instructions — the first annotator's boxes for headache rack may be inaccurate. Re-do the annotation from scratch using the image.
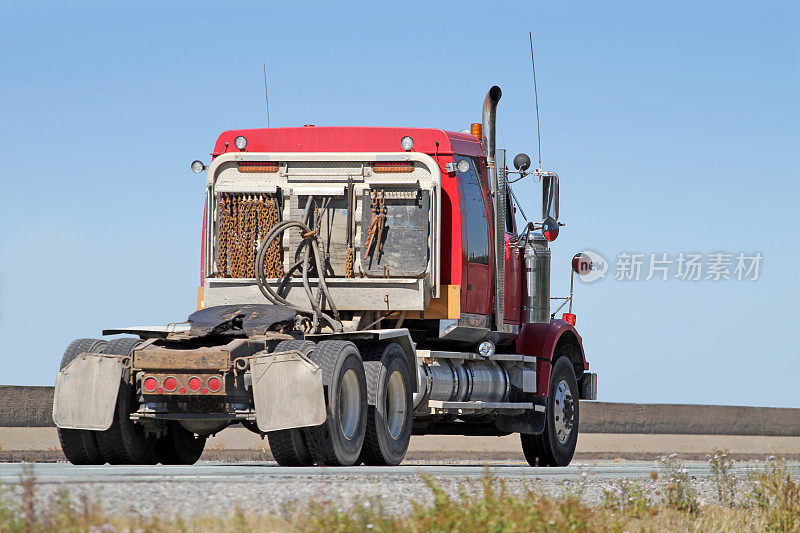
[201,152,442,312]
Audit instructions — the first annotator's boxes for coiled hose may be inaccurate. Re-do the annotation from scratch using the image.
[254,197,342,333]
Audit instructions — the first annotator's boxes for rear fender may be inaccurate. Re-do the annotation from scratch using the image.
[52,353,126,430]
[516,319,587,397]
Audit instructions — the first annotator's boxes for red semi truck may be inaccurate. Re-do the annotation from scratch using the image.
[53,86,596,467]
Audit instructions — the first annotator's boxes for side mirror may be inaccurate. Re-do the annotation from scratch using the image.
[542,173,559,221]
[513,153,531,172]
[572,252,593,275]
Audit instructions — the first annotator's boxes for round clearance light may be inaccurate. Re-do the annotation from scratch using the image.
[457,159,470,173]
[207,376,222,393]
[400,136,414,151]
[191,160,206,173]
[188,376,202,392]
[163,376,178,392]
[142,377,158,393]
[234,135,248,151]
[478,341,496,359]
[542,216,559,242]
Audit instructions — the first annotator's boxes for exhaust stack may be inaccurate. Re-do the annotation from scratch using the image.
[481,86,510,332]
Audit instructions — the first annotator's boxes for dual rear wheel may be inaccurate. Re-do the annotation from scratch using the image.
[267,340,413,467]
[57,337,206,465]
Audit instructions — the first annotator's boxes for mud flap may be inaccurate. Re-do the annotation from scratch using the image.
[250,350,326,433]
[52,353,125,430]
[495,398,547,435]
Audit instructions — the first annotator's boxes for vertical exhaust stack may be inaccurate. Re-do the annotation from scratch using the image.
[481,86,510,332]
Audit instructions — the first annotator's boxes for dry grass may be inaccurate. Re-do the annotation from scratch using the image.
[1,454,799,532]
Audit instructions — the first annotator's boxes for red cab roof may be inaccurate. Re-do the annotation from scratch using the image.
[212,127,484,158]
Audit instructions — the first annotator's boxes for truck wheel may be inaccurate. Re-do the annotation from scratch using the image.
[266,340,315,466]
[57,338,108,465]
[521,356,579,467]
[153,422,206,465]
[358,343,413,466]
[95,338,157,465]
[303,341,367,466]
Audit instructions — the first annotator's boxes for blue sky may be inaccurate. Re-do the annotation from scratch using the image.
[0,1,797,406]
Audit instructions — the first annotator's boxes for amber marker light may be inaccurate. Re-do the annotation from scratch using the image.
[373,161,414,173]
[238,161,278,173]
[470,123,482,139]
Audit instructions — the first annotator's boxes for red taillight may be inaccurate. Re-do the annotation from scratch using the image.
[373,161,414,173]
[143,377,158,393]
[163,376,178,392]
[237,161,278,173]
[562,313,576,325]
[178,387,187,394]
[207,376,222,393]
[188,376,202,392]
[200,388,209,395]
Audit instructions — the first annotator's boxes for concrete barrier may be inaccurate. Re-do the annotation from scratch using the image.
[2,386,798,436]
[0,386,56,427]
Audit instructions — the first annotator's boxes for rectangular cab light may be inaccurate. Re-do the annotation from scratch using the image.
[372,161,414,173]
[238,161,279,173]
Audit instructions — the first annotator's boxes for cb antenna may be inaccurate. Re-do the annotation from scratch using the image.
[263,61,270,128]
[529,32,542,169]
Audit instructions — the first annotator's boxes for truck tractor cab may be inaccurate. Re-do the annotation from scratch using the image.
[53,86,596,468]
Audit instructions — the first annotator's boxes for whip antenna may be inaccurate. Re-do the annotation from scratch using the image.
[263,62,270,127]
[529,32,542,169]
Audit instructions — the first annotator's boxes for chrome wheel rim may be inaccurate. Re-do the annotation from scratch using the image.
[553,379,575,444]
[385,370,407,439]
[338,369,360,440]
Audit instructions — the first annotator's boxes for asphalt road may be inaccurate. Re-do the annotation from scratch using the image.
[1,459,797,484]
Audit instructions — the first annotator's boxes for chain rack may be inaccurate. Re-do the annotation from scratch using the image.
[216,193,283,278]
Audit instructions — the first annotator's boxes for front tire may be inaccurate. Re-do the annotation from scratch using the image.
[266,340,315,466]
[57,338,107,465]
[359,343,413,466]
[521,356,579,467]
[303,341,367,466]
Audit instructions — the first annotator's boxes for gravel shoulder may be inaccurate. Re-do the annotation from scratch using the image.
[1,460,798,518]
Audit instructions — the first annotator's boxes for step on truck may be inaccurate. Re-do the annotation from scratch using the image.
[53,86,597,467]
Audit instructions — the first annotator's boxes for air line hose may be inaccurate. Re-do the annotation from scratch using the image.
[254,197,342,333]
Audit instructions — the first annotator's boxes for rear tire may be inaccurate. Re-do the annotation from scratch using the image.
[521,356,579,467]
[153,422,206,465]
[303,341,367,466]
[57,338,107,465]
[266,340,315,466]
[359,343,413,466]
[95,338,156,465]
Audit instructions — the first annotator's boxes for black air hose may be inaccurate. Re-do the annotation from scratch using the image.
[254,198,342,333]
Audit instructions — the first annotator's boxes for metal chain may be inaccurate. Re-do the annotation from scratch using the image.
[256,195,283,278]
[363,189,387,260]
[345,248,354,278]
[217,193,282,278]
[217,194,231,277]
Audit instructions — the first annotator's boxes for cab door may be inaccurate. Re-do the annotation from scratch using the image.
[456,156,493,316]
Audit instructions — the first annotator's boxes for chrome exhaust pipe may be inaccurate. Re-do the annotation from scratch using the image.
[482,86,501,160]
[482,86,509,331]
